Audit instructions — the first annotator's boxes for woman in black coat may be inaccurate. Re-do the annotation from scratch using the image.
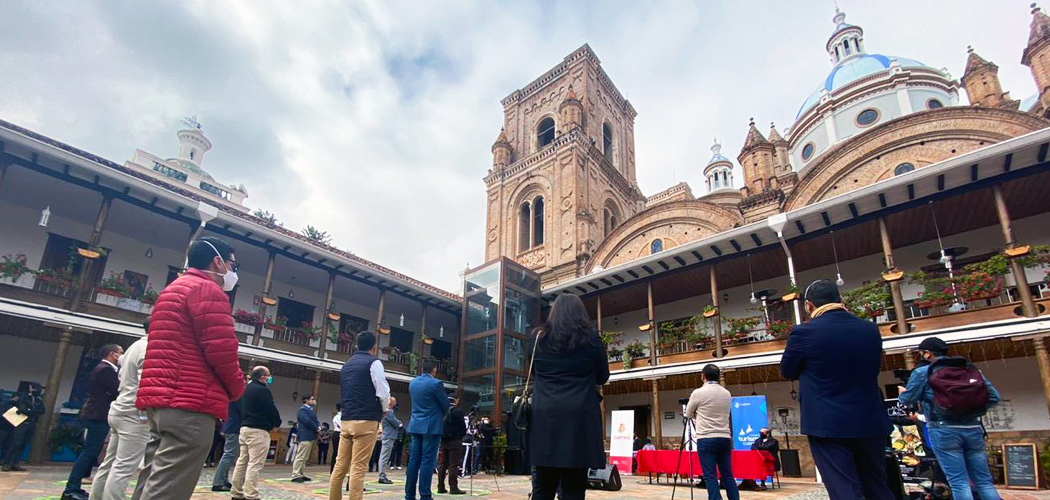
[529,294,610,500]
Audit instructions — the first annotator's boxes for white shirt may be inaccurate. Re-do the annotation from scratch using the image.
[332,412,342,432]
[370,359,391,411]
[109,338,147,416]
[101,359,119,373]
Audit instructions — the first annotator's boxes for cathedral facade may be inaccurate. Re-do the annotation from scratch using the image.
[485,6,1050,287]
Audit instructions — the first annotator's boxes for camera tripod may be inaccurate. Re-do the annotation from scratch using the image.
[460,410,500,495]
[670,412,697,500]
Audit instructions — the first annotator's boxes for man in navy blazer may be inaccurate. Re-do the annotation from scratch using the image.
[405,359,450,500]
[781,279,895,500]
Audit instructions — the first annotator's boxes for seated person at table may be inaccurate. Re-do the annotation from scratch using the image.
[641,439,656,451]
[739,428,780,491]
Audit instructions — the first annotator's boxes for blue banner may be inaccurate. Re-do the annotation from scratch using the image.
[730,396,768,451]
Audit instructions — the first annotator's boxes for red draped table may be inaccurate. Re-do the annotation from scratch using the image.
[635,449,775,481]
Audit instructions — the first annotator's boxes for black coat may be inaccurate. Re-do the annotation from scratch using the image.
[240,381,282,431]
[780,309,892,438]
[529,333,609,469]
[81,362,119,422]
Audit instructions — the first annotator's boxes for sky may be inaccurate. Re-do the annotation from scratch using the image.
[0,0,1039,293]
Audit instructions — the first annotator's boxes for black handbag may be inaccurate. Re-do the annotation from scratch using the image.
[511,331,542,431]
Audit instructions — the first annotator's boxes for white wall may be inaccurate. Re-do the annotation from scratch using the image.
[0,335,84,398]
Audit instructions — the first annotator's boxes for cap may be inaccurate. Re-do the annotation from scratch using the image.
[918,337,949,355]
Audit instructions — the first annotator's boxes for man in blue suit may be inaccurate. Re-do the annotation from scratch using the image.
[405,359,450,500]
[781,279,895,500]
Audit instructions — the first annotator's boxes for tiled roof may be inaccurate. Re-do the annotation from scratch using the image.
[0,118,462,303]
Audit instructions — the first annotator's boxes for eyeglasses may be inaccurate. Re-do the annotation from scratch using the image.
[227,262,240,273]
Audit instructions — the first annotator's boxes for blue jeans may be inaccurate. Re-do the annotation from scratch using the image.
[404,433,441,500]
[697,438,740,500]
[64,419,110,494]
[212,432,239,487]
[928,427,1001,500]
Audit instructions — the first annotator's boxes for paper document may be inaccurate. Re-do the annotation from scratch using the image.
[3,407,27,427]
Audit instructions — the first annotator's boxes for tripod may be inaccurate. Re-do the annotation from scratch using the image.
[670,414,696,500]
[460,411,500,494]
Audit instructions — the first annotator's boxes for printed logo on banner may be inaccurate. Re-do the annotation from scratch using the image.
[730,396,768,451]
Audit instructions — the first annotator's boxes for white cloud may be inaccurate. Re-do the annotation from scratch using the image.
[0,0,1037,292]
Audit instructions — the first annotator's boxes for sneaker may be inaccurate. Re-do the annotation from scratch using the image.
[212,484,232,492]
[377,478,393,485]
[290,477,305,483]
[300,476,312,482]
[449,488,466,495]
[437,488,448,494]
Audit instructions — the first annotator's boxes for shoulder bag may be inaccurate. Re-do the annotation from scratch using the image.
[511,331,542,431]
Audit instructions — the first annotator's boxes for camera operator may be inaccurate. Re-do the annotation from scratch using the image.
[476,416,497,473]
[437,396,466,495]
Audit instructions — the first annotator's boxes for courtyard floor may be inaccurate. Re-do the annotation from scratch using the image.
[1,464,1048,500]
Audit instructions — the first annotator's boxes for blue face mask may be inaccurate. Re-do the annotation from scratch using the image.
[266,376,274,386]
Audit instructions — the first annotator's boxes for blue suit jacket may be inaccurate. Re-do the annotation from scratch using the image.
[406,374,449,436]
[780,309,892,438]
[296,404,320,442]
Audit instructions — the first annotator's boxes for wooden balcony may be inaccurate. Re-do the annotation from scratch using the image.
[608,297,1050,372]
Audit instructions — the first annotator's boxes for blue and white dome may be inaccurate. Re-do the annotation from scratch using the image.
[704,138,734,192]
[796,54,930,119]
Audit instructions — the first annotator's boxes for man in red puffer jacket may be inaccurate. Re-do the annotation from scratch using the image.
[133,237,246,500]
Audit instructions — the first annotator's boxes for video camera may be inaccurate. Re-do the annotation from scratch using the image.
[678,397,689,405]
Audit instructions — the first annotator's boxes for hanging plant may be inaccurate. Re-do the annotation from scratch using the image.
[842,281,892,321]
[96,272,133,298]
[622,340,647,370]
[0,254,31,280]
[140,285,159,305]
[422,334,434,345]
[326,319,339,343]
[781,283,800,302]
[703,304,718,318]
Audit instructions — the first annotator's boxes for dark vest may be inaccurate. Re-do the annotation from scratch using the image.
[340,352,382,421]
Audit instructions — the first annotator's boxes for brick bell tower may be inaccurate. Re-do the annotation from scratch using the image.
[482,44,645,286]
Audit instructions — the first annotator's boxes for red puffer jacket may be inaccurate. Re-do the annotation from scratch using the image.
[136,269,246,419]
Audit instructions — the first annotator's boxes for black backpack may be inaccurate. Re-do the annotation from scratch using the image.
[443,409,465,441]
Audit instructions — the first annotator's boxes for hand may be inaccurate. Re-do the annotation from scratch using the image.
[897,385,907,394]
[907,412,920,423]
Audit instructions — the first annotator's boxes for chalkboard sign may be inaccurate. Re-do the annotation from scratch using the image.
[1003,443,1038,489]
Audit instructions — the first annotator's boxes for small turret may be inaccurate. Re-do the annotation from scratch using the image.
[704,138,734,192]
[738,118,777,197]
[559,86,583,131]
[962,47,1018,109]
[492,128,512,170]
[1022,3,1050,114]
[768,122,791,174]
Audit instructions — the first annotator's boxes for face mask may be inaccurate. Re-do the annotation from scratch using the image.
[266,376,274,386]
[201,241,239,292]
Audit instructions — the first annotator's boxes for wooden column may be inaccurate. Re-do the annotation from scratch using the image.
[418,303,428,373]
[878,217,910,335]
[647,280,657,367]
[32,328,74,463]
[710,265,725,358]
[253,251,277,346]
[902,351,916,370]
[993,184,1037,318]
[651,379,663,449]
[70,195,113,311]
[181,222,208,268]
[318,271,336,355]
[1032,337,1050,422]
[375,288,386,332]
[597,294,606,440]
[312,371,322,400]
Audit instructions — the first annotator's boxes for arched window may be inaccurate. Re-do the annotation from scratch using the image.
[518,202,531,252]
[190,149,196,160]
[843,40,851,56]
[834,46,841,62]
[651,239,663,254]
[532,196,544,247]
[894,163,915,176]
[603,123,614,162]
[927,99,944,109]
[537,118,555,149]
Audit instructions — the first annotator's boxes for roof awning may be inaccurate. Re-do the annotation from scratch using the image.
[609,314,1050,383]
[0,297,453,388]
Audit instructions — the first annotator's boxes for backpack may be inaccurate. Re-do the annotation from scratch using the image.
[927,356,990,421]
[442,409,465,441]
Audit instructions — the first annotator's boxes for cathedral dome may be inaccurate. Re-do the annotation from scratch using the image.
[796,54,930,119]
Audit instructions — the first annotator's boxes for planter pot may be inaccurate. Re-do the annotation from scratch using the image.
[781,292,798,302]
[117,298,142,312]
[77,248,101,259]
[139,303,154,315]
[0,274,36,289]
[235,322,256,334]
[703,307,719,318]
[95,293,121,307]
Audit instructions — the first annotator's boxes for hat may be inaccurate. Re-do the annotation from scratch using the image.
[918,337,949,355]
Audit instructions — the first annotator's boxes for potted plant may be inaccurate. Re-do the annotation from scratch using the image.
[264,316,288,334]
[909,271,957,310]
[292,322,321,342]
[766,319,793,339]
[0,254,33,287]
[35,267,75,289]
[601,331,624,359]
[843,281,892,321]
[781,283,800,302]
[234,309,264,334]
[622,340,647,370]
[725,316,761,344]
[50,420,83,462]
[139,285,159,314]
[702,304,718,318]
[95,272,131,307]
[955,271,1003,302]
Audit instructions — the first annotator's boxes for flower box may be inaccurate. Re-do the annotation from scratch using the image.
[95,292,120,307]
[139,303,153,315]
[0,273,36,289]
[235,322,256,334]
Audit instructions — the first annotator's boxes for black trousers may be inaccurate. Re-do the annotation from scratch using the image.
[317,442,329,464]
[808,436,896,500]
[330,434,339,472]
[532,466,587,500]
[437,439,463,491]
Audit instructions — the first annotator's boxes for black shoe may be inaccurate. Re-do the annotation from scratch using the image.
[0,465,9,472]
[377,477,393,485]
[437,488,447,494]
[301,476,312,482]
[212,484,232,492]
[290,477,305,483]
[225,482,232,488]
[9,465,25,472]
[61,492,89,500]
[449,488,466,495]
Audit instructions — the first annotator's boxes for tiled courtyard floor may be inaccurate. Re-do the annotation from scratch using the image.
[0,465,1048,500]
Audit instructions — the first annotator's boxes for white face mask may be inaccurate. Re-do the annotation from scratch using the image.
[201,241,239,292]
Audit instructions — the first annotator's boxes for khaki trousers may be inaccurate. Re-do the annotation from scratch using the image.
[292,439,315,478]
[329,420,380,500]
[231,428,271,500]
[131,408,214,500]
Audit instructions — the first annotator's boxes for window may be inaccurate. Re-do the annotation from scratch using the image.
[801,143,815,161]
[651,239,663,254]
[200,181,231,200]
[835,46,841,62]
[927,98,944,109]
[276,298,315,329]
[603,123,614,162]
[855,108,880,127]
[430,339,452,360]
[389,327,414,353]
[537,117,555,148]
[532,196,544,247]
[894,163,915,176]
[153,162,188,182]
[518,202,531,252]
[189,150,195,160]
[843,40,851,56]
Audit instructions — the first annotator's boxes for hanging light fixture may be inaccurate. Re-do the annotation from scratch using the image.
[39,206,51,228]
[439,325,444,338]
[145,247,154,259]
[790,380,798,401]
[830,230,844,287]
[399,313,405,327]
[929,201,951,267]
[288,289,294,298]
[747,254,757,304]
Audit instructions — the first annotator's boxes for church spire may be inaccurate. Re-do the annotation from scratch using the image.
[741,118,770,151]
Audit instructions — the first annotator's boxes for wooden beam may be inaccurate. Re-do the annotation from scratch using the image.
[879,217,910,336]
[993,183,1037,317]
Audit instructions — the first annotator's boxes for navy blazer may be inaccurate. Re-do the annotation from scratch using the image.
[406,374,449,436]
[297,404,320,442]
[780,309,892,438]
